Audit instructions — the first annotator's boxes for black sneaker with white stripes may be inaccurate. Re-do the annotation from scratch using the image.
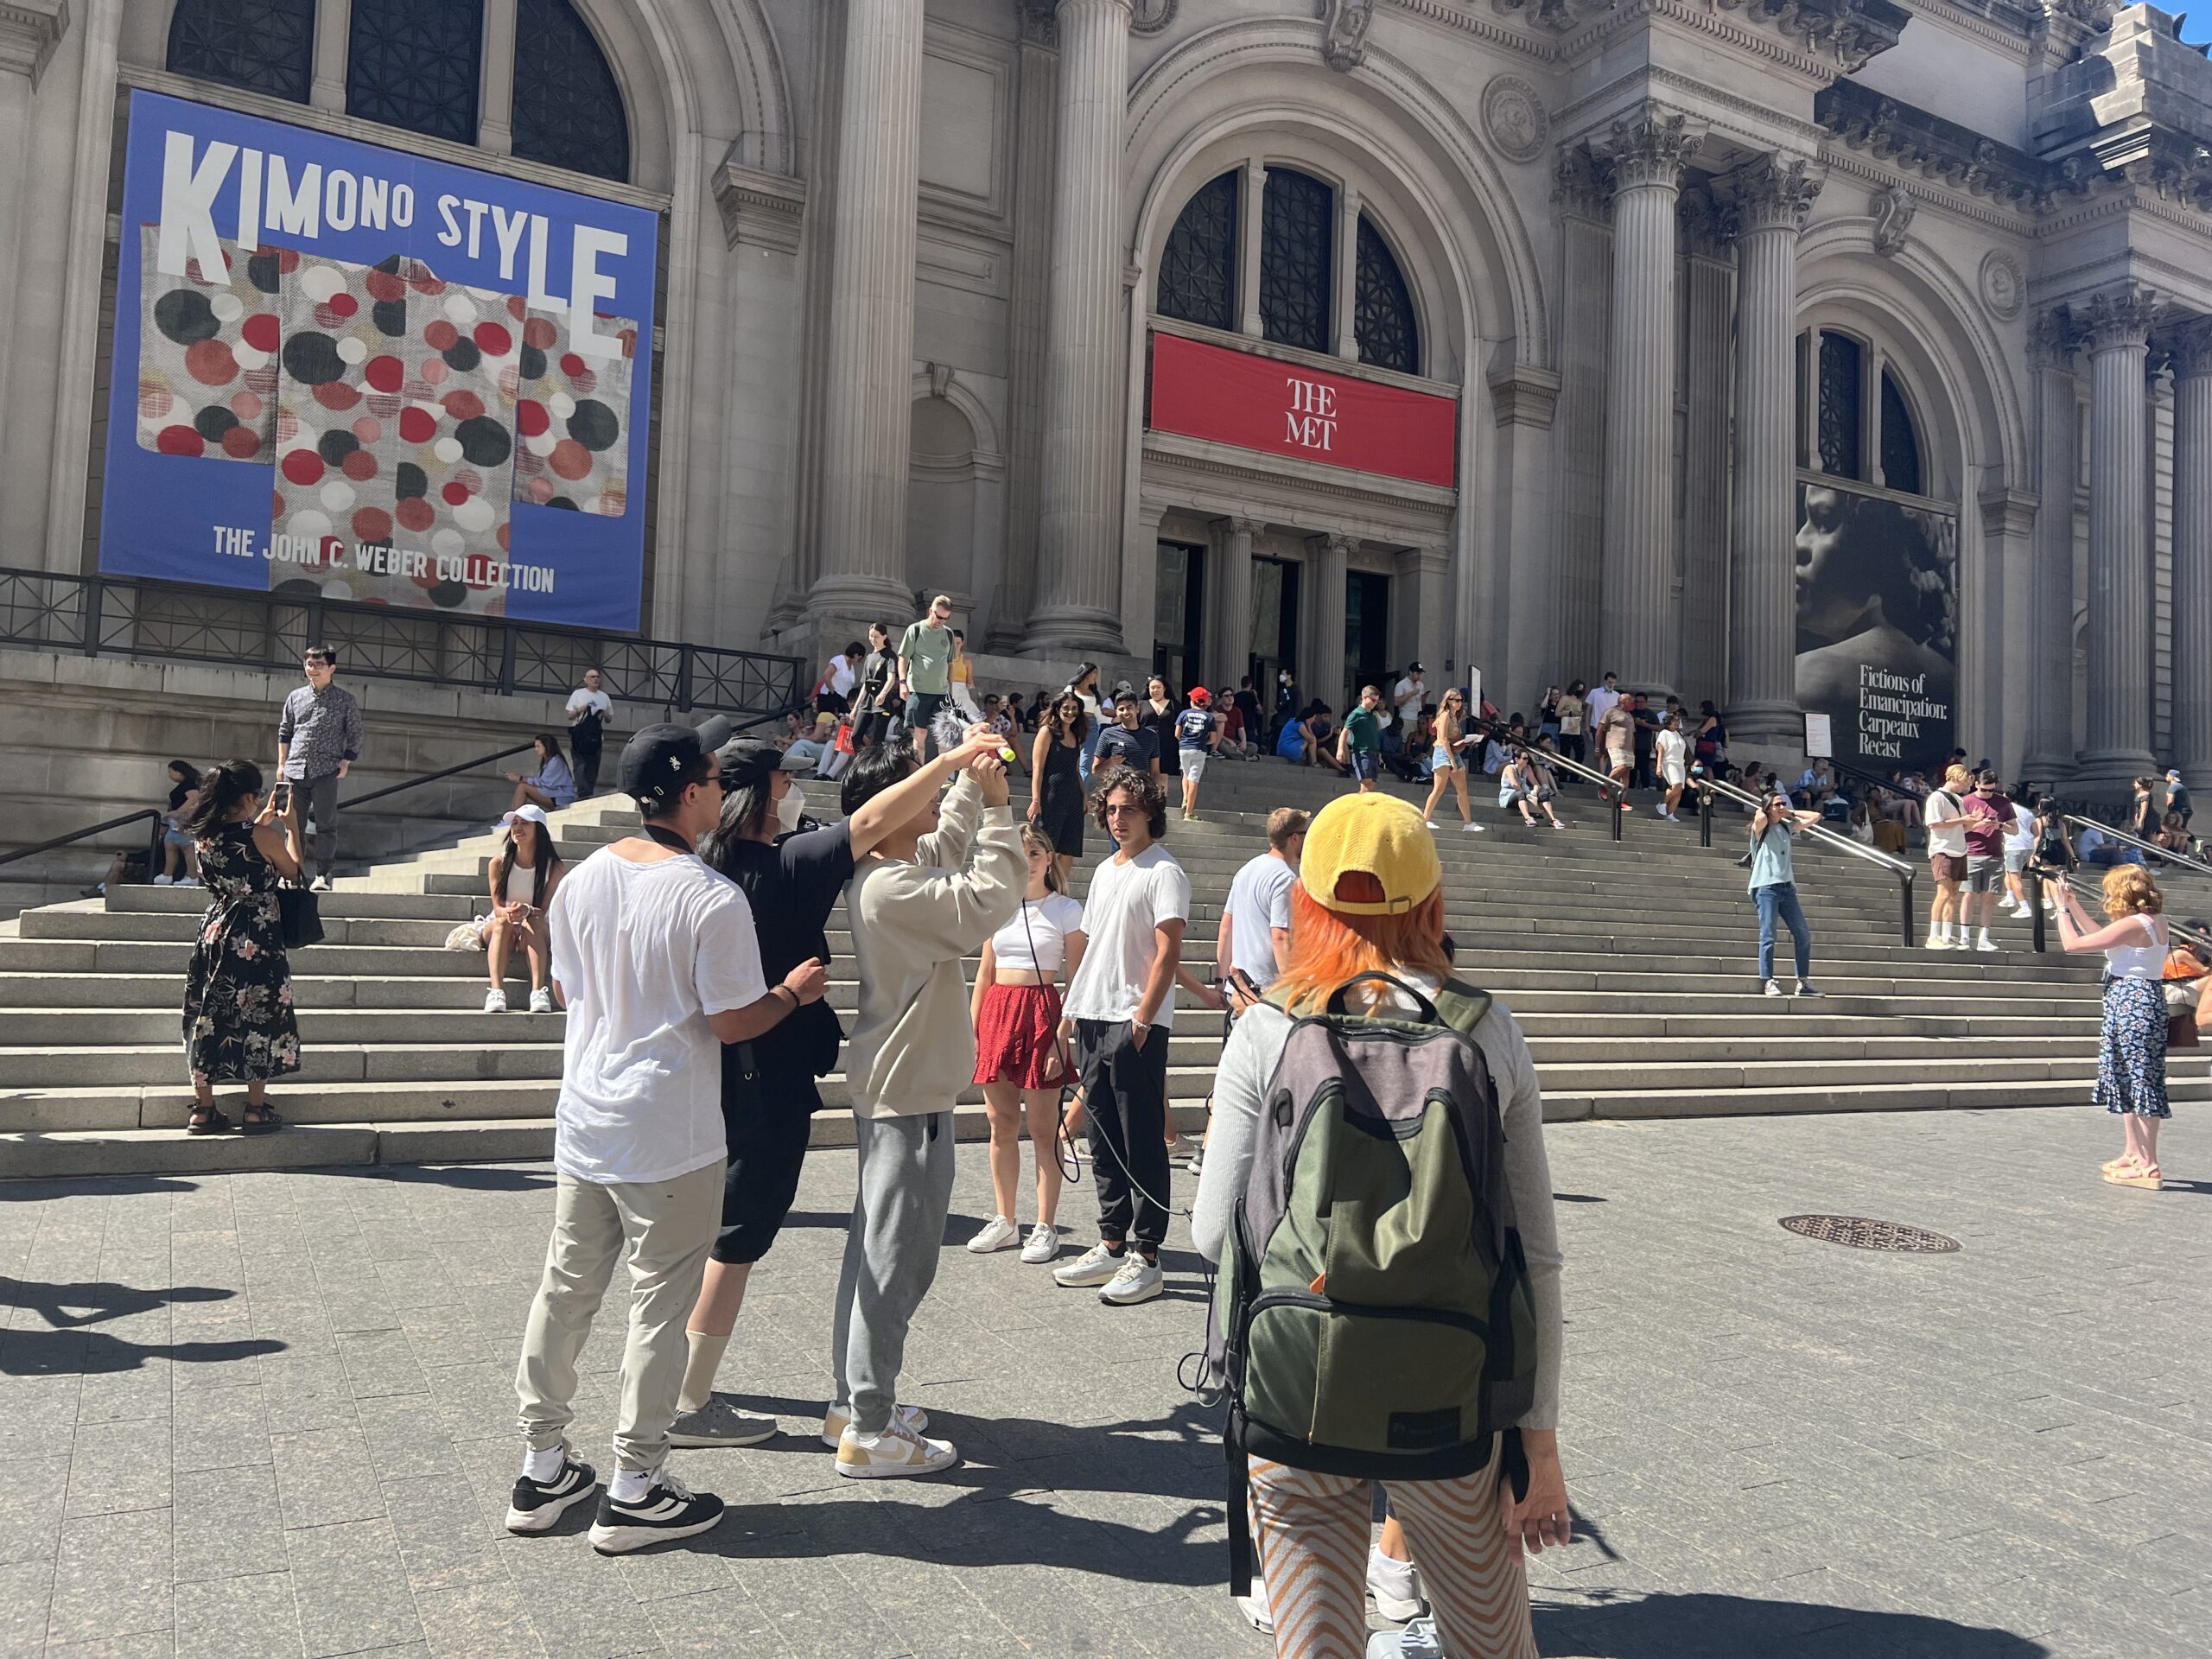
[587,1470,726,1554]
[504,1450,597,1534]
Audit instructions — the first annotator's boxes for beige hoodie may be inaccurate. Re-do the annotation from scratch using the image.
[843,772,1025,1119]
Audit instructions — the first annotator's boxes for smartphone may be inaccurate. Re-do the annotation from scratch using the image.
[270,784,291,812]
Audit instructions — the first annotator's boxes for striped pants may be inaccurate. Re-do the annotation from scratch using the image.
[1249,1451,1537,1659]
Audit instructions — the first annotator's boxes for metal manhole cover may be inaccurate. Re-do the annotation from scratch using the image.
[1779,1215,1961,1253]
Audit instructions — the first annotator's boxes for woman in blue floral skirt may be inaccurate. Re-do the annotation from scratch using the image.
[181,759,303,1135]
[2049,863,2170,1190]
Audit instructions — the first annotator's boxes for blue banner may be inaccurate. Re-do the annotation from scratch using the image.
[99,90,658,630]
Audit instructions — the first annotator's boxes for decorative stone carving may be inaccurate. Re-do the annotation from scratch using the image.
[714,153,807,253]
[1600,105,1702,193]
[1551,145,1611,219]
[1677,186,1731,259]
[1869,184,1914,256]
[2168,317,2212,381]
[1320,0,1374,72]
[1730,156,1825,232]
[1978,250,2024,321]
[1481,76,1548,165]
[2028,308,2081,371]
[2075,285,2161,353]
[0,0,66,84]
[1017,1,1058,47]
[1130,0,1177,33]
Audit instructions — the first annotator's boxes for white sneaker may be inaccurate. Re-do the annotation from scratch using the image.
[1925,936,1953,950]
[821,1402,928,1448]
[1425,820,1440,830]
[1977,934,1999,952]
[967,1215,1018,1254]
[153,874,173,886]
[1462,822,1484,833]
[1762,979,1783,996]
[1237,1581,1274,1635]
[1185,1146,1204,1176]
[1053,1242,1122,1287]
[528,987,553,1014]
[1099,1255,1164,1306]
[484,988,508,1013]
[1368,1545,1425,1622]
[1019,1223,1060,1264]
[835,1419,958,1478]
[310,874,334,892]
[1069,1135,1093,1163]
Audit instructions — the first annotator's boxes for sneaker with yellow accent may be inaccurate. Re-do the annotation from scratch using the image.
[835,1418,958,1479]
[819,1401,929,1449]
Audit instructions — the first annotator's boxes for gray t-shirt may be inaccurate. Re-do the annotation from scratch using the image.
[1223,852,1296,988]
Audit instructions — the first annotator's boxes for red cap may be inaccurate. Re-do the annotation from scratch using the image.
[1188,686,1212,705]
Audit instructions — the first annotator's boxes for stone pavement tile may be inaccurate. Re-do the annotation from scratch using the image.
[64,1414,173,1517]
[47,1505,173,1647]
[336,1328,432,1402]
[383,1473,510,1592]
[78,1361,176,1426]
[638,1586,775,1655]
[499,1532,665,1659]
[412,1579,545,1659]
[255,1352,360,1430]
[245,1296,340,1357]
[0,1452,69,1567]
[284,1517,424,1659]
[271,1425,386,1529]
[173,1384,273,1474]
[46,1635,178,1658]
[610,1529,738,1605]
[354,1393,462,1485]
[709,1533,912,1656]
[0,1558,54,1653]
[418,1359,525,1443]
[174,1571,304,1659]
[171,1464,286,1585]
[395,1303,503,1368]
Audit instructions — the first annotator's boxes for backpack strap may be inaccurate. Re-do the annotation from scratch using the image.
[1432,976,1495,1037]
[1225,1410,1255,1598]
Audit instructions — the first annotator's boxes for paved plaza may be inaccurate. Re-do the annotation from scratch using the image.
[1,1104,2206,1659]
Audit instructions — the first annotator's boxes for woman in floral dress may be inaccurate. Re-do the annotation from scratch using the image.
[181,759,303,1135]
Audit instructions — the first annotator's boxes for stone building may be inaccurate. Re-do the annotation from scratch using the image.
[3,0,2212,790]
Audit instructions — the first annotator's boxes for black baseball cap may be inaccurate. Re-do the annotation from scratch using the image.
[717,737,785,791]
[618,716,733,810]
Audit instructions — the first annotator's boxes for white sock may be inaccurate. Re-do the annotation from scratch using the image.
[522,1444,563,1483]
[676,1329,730,1414]
[609,1467,654,1503]
[1979,931,1993,946]
[1954,924,1971,943]
[1370,1546,1417,1593]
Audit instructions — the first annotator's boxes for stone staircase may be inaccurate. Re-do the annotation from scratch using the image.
[0,756,2173,1179]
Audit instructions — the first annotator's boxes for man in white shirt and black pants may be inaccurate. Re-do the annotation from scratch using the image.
[505,718,828,1554]
[1053,768,1192,1307]
[565,669,613,799]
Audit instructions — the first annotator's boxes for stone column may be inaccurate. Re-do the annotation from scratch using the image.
[311,0,351,112]
[1027,0,1130,652]
[1725,156,1822,747]
[2075,287,2161,789]
[2171,319,2212,782]
[478,0,518,155]
[1307,533,1351,712]
[2023,311,2082,779]
[1211,517,1257,689]
[1334,186,1361,361]
[1598,105,1700,699]
[809,0,929,626]
[1239,158,1267,336]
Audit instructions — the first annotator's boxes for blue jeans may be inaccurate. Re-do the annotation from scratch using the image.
[1754,881,1812,982]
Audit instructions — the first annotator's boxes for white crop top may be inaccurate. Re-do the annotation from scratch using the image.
[988,893,1084,975]
[2103,912,2166,980]
[502,858,545,908]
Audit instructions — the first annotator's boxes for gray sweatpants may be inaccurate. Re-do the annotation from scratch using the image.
[830,1111,956,1436]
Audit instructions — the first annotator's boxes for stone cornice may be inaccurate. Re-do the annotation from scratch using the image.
[1142,437,1458,521]
[1816,79,2044,211]
[713,156,807,254]
[1978,485,2039,537]
[1381,0,1897,73]
[0,1,67,86]
[1485,360,1561,428]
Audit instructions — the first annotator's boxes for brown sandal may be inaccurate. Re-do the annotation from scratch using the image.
[2104,1163,2164,1190]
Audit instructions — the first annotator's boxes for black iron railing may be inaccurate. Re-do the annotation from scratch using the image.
[1465,720,1627,840]
[0,809,165,885]
[1694,772,1919,945]
[0,565,804,718]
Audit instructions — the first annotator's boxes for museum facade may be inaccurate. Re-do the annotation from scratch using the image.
[3,0,2212,785]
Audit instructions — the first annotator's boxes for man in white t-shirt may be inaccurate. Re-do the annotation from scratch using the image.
[1392,664,1425,732]
[1054,768,1192,1307]
[565,669,614,798]
[1219,807,1307,1000]
[1585,671,1622,730]
[1921,764,1971,949]
[507,719,828,1556]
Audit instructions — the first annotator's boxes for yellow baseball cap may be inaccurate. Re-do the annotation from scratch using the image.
[1299,793,1443,915]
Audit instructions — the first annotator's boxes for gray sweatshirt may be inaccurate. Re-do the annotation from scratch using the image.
[1190,982,1565,1430]
[842,772,1024,1119]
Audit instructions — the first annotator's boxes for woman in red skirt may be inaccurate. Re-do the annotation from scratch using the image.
[968,825,1087,1264]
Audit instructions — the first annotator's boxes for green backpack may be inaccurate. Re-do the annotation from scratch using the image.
[1205,973,1540,1586]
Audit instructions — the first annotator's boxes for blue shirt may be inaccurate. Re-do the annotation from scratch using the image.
[1748,822,1797,892]
[1174,708,1215,752]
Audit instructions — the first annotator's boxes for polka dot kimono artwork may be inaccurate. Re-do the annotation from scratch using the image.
[135,230,280,464]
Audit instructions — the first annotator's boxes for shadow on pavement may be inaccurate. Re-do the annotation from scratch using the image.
[1531,1591,2050,1658]
[0,1274,286,1375]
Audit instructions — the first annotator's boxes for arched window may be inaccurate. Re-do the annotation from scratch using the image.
[1155,172,1238,332]
[513,0,632,183]
[1354,216,1419,375]
[167,0,315,103]
[347,0,483,147]
[1259,168,1333,353]
[1879,370,1923,497]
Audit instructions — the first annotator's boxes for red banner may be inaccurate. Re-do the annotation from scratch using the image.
[1147,331,1458,488]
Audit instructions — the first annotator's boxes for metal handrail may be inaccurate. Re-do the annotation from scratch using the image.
[1694,772,1919,945]
[0,808,165,881]
[1465,718,1625,840]
[2060,812,2212,882]
[1822,754,1929,801]
[340,742,539,813]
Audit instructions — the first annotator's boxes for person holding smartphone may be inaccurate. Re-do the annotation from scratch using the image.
[1748,788,1823,997]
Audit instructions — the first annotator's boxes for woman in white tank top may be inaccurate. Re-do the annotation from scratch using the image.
[966,826,1087,1262]
[481,808,563,1014]
[2050,863,2171,1188]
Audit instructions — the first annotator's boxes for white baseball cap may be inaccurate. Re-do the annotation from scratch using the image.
[499,804,550,830]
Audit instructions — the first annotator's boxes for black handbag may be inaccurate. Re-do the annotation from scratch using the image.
[276,885,325,949]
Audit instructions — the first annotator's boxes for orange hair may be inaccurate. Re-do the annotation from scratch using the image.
[1268,884,1452,1015]
[2102,864,2162,919]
